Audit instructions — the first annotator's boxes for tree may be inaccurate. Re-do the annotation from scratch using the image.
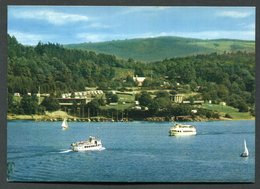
[172,62,196,84]
[106,92,119,104]
[20,95,38,114]
[217,84,229,100]
[41,97,60,111]
[124,75,135,87]
[142,78,162,88]
[98,95,106,106]
[237,101,248,112]
[7,93,21,114]
[134,67,145,77]
[170,104,192,116]
[8,93,14,113]
[154,97,170,110]
[148,100,160,115]
[137,92,153,107]
[155,91,170,99]
[86,99,100,117]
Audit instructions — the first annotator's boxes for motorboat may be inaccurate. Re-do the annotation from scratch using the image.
[169,123,197,136]
[71,136,103,152]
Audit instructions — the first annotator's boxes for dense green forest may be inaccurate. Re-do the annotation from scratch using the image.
[8,35,126,94]
[7,34,255,119]
[65,36,255,62]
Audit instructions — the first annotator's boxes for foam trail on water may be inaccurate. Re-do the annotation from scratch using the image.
[99,147,106,151]
[59,149,73,153]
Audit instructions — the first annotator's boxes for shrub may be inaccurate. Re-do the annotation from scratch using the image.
[225,113,233,119]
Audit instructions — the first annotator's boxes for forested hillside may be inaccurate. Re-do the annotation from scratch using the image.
[65,36,255,62]
[8,35,127,94]
[8,34,255,115]
[150,52,255,112]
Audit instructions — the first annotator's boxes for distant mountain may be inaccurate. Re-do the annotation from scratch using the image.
[65,36,255,62]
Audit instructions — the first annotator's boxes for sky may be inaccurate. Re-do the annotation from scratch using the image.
[8,6,255,45]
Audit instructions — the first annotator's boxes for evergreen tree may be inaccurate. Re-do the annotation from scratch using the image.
[41,97,60,111]
[20,95,38,114]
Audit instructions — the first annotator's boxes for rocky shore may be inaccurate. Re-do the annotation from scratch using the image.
[8,111,243,122]
[143,116,232,122]
[7,111,129,122]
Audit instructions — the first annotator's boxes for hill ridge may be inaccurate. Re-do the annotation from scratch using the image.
[65,36,255,62]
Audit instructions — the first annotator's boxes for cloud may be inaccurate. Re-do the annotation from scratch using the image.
[216,11,252,18]
[76,32,154,43]
[76,33,107,42]
[8,30,54,45]
[244,23,255,30]
[119,6,172,15]
[13,9,89,25]
[88,23,111,29]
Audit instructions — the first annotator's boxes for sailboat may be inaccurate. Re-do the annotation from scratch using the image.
[61,118,69,130]
[240,139,249,157]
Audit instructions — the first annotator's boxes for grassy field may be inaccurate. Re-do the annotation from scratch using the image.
[201,103,254,120]
[99,93,136,111]
[117,93,135,102]
[99,103,134,111]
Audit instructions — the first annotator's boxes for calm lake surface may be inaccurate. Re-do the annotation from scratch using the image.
[7,120,255,182]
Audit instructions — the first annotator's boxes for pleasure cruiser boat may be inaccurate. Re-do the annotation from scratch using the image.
[169,123,197,136]
[71,136,103,152]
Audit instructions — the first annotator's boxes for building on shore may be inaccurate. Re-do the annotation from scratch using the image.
[174,94,204,105]
[133,75,146,86]
[61,89,103,99]
[174,94,184,103]
[219,101,226,106]
[14,93,20,97]
[58,89,104,114]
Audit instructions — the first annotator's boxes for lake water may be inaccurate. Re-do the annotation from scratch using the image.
[7,120,255,182]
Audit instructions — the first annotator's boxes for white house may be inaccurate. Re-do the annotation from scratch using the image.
[14,93,20,97]
[220,102,226,106]
[133,75,146,86]
[174,94,184,103]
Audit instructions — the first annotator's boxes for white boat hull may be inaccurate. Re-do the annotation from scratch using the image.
[169,131,197,136]
[240,152,249,157]
[72,145,104,152]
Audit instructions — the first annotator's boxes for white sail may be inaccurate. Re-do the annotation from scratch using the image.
[61,119,68,130]
[241,139,249,157]
[244,139,249,155]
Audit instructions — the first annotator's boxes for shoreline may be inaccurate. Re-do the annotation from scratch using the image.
[7,114,255,122]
